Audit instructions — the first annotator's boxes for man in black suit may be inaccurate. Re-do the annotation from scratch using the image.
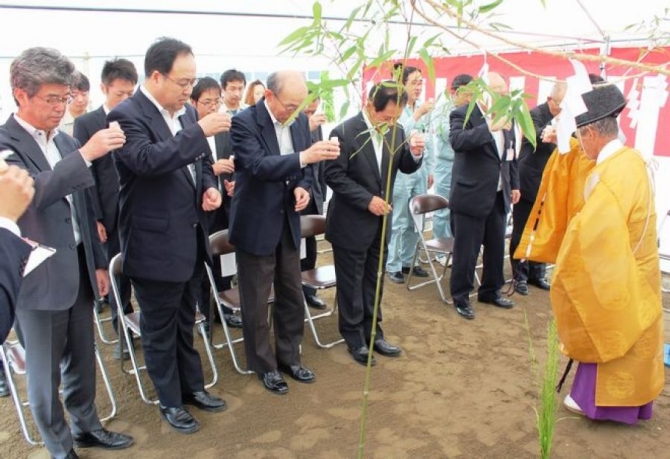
[0,162,34,344]
[73,58,138,359]
[108,37,227,434]
[325,81,424,366]
[190,77,241,333]
[2,47,133,459]
[449,72,520,320]
[300,95,328,310]
[229,70,339,394]
[0,161,34,397]
[509,81,566,295]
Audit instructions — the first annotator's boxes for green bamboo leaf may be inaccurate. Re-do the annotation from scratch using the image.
[407,36,418,56]
[479,0,503,14]
[313,1,322,22]
[516,102,537,149]
[419,49,435,83]
[278,26,313,48]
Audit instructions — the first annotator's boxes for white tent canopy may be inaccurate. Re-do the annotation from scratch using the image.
[0,0,669,231]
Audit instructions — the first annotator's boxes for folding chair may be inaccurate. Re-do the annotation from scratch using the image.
[206,229,274,375]
[93,299,118,345]
[406,194,455,304]
[109,254,218,406]
[300,215,344,349]
[0,337,116,446]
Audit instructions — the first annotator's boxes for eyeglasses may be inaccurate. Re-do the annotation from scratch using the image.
[197,98,222,109]
[272,92,300,112]
[163,74,199,89]
[34,94,73,106]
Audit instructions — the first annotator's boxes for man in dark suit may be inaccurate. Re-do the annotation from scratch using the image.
[449,72,520,320]
[509,81,566,295]
[300,95,328,310]
[73,58,138,359]
[0,161,34,397]
[325,81,424,366]
[229,70,339,394]
[190,77,241,332]
[0,161,34,343]
[1,47,133,459]
[108,37,227,434]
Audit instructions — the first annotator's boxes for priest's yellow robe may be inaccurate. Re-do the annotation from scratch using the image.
[522,143,663,407]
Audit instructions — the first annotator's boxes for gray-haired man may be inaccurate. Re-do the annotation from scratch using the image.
[0,47,133,459]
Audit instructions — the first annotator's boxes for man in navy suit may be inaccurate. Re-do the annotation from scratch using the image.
[73,58,138,359]
[0,162,34,397]
[229,70,340,394]
[108,37,227,434]
[1,47,133,459]
[448,72,520,320]
[0,162,34,344]
[325,81,424,366]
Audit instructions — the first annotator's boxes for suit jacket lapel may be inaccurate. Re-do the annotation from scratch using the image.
[5,116,52,171]
[257,104,280,158]
[178,111,197,190]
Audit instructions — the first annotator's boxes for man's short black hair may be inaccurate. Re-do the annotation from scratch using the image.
[72,71,90,92]
[101,58,138,86]
[191,77,221,102]
[220,69,246,89]
[144,37,193,77]
[368,80,408,112]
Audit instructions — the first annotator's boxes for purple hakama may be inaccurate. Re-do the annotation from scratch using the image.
[570,363,654,425]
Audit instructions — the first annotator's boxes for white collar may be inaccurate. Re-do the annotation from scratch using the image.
[596,138,624,165]
[140,85,186,118]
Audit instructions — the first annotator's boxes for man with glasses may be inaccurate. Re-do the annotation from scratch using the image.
[73,58,139,360]
[60,71,90,135]
[108,37,229,434]
[190,77,241,335]
[0,46,133,459]
[229,70,340,394]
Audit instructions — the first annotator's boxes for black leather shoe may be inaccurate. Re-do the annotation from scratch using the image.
[514,281,529,296]
[348,346,376,366]
[64,449,79,459]
[478,295,515,309]
[259,370,289,394]
[224,314,243,328]
[305,294,327,310]
[372,339,402,357]
[388,271,405,284]
[159,406,200,434]
[454,300,475,320]
[402,266,429,278]
[0,366,9,397]
[74,428,134,449]
[183,390,227,412]
[529,277,551,290]
[278,364,316,383]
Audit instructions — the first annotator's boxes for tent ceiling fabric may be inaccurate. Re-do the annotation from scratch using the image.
[0,0,667,60]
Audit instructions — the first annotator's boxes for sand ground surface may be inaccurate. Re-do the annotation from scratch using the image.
[2,240,669,459]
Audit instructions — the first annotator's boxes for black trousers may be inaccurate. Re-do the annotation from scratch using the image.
[509,198,546,282]
[450,191,507,303]
[300,235,317,297]
[236,219,305,374]
[131,266,205,408]
[332,224,386,350]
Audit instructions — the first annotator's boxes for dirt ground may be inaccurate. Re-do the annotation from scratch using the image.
[2,240,670,459]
